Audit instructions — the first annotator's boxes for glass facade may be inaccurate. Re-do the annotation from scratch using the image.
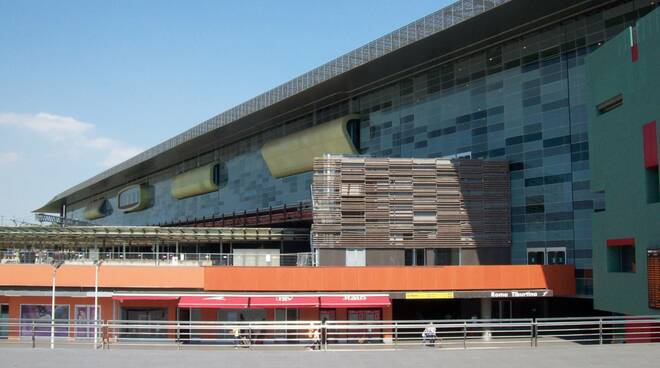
[67,1,660,296]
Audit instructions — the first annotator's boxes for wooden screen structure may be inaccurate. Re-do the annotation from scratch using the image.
[311,155,511,249]
[649,250,660,309]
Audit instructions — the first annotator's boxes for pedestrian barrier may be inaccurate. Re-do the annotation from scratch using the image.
[0,316,658,350]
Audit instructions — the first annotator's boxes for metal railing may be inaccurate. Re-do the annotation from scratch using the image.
[0,250,316,267]
[0,316,659,350]
[34,214,92,227]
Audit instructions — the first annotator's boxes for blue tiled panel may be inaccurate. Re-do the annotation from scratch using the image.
[68,151,313,226]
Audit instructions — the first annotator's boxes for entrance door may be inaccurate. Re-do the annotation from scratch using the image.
[74,305,101,339]
[123,308,168,340]
[0,304,8,339]
[274,308,298,343]
[493,300,512,319]
[348,309,382,343]
[178,308,191,343]
[320,309,336,323]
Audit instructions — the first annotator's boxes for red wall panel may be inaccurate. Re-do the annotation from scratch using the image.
[643,121,658,168]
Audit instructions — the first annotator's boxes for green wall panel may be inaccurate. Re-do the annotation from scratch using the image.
[587,8,660,315]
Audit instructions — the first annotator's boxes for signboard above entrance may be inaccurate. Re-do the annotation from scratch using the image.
[401,289,553,300]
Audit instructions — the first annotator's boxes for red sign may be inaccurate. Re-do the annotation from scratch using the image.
[178,296,249,309]
[319,295,390,308]
[249,296,319,308]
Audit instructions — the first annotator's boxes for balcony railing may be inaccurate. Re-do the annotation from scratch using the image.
[0,250,316,267]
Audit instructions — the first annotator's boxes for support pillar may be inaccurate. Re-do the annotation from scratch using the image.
[481,298,492,341]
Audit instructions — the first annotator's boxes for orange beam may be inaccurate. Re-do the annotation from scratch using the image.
[203,265,575,295]
[0,265,205,289]
[0,264,575,296]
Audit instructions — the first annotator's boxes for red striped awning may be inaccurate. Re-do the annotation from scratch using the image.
[178,296,248,309]
[112,296,179,302]
[249,296,319,308]
[319,295,390,308]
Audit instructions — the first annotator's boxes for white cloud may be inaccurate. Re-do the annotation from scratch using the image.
[0,112,92,141]
[0,152,19,165]
[0,112,143,168]
[103,146,145,167]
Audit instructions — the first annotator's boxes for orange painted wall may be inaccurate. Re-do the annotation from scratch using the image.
[203,265,576,295]
[0,265,204,289]
[0,296,113,338]
[0,264,575,296]
[1,296,112,321]
[299,308,319,321]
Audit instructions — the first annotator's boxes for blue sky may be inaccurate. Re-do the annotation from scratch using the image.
[0,0,452,225]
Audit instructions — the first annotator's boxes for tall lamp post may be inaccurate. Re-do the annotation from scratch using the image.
[49,259,64,350]
[93,259,103,349]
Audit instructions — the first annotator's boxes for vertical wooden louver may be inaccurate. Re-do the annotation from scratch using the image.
[649,250,660,309]
[311,155,511,249]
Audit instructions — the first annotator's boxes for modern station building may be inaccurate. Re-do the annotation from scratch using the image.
[1,0,659,336]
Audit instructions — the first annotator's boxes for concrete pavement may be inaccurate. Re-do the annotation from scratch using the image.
[1,343,659,368]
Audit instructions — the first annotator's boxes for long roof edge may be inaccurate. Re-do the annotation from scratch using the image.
[37,0,510,212]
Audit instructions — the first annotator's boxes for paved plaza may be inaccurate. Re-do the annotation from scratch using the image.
[1,343,659,368]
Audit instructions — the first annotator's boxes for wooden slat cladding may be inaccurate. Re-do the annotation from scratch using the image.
[649,250,660,309]
[312,156,511,248]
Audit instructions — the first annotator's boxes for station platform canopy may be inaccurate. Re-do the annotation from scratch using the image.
[0,226,309,246]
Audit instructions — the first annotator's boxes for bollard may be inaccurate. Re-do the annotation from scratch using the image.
[463,321,467,349]
[394,323,398,349]
[176,323,181,350]
[103,324,109,349]
[534,321,539,347]
[31,322,36,348]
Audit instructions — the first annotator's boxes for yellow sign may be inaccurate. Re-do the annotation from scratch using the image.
[405,292,454,300]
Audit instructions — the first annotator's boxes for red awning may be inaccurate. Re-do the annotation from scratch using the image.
[112,296,180,302]
[319,295,390,308]
[178,296,249,309]
[607,238,636,247]
[249,296,319,308]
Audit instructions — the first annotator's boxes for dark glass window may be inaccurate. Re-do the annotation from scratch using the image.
[609,246,636,273]
[118,187,140,209]
[593,191,605,212]
[212,163,224,186]
[647,167,659,204]
[527,251,544,265]
[405,249,426,266]
[596,94,623,114]
[547,251,566,265]
[347,119,361,151]
[525,177,544,187]
[404,249,413,265]
[506,136,523,146]
[434,248,460,266]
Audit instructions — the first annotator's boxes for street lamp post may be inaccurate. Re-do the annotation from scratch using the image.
[49,259,64,350]
[93,259,103,349]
